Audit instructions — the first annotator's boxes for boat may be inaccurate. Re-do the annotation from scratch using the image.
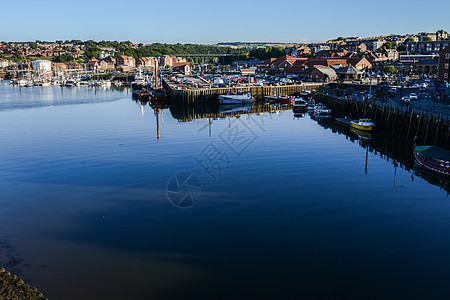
[307,100,316,111]
[314,104,332,115]
[265,95,294,104]
[64,77,80,87]
[218,103,253,114]
[131,69,148,95]
[414,145,450,176]
[350,127,373,139]
[350,118,375,131]
[218,92,254,104]
[292,98,307,112]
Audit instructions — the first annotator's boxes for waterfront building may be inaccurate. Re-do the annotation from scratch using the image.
[0,58,12,68]
[306,66,338,82]
[31,60,52,75]
[173,62,192,75]
[438,45,450,82]
[117,55,135,67]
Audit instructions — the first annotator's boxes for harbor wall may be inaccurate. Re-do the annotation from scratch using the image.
[163,79,321,103]
[315,92,450,149]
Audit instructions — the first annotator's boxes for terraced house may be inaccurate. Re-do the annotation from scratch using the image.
[438,45,450,82]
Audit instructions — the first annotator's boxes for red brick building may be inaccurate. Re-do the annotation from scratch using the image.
[258,55,372,74]
[117,55,135,67]
[438,45,450,82]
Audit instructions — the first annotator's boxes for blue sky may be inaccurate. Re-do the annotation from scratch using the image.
[2,0,449,44]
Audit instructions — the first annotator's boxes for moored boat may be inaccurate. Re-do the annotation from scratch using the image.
[293,98,307,112]
[265,95,294,104]
[350,118,374,131]
[414,145,450,176]
[351,127,373,139]
[314,104,332,115]
[218,93,254,104]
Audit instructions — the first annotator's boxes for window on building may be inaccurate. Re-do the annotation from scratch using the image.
[446,63,449,69]
[445,73,448,79]
[446,53,450,60]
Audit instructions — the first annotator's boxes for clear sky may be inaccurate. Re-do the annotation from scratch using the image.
[2,0,448,44]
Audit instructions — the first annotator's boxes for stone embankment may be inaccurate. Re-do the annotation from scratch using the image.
[0,268,46,300]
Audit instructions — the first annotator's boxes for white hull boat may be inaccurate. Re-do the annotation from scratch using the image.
[218,93,254,104]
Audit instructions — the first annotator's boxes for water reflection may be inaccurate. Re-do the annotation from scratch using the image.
[0,84,130,111]
[311,112,450,193]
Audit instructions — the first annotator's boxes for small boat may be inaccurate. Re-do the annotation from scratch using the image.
[293,98,307,112]
[350,118,375,131]
[314,104,332,115]
[351,127,373,139]
[219,103,253,114]
[265,95,294,104]
[414,145,450,176]
[307,100,316,111]
[218,92,254,104]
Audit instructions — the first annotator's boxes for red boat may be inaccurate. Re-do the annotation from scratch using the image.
[265,95,294,104]
[413,145,450,176]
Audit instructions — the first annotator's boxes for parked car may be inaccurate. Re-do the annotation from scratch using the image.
[388,88,397,96]
[401,96,411,105]
[409,93,418,100]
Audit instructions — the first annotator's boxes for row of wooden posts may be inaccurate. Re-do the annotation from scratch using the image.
[163,79,321,103]
[315,92,450,149]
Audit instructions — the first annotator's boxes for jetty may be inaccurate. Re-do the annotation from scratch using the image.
[163,78,321,103]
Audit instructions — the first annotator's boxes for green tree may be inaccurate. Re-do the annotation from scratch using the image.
[423,36,432,41]
[384,65,396,73]
[54,53,74,63]
[405,37,415,43]
[383,42,392,49]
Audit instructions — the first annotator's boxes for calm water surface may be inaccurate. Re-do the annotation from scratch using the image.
[0,83,449,299]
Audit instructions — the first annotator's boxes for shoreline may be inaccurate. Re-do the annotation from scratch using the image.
[0,267,46,300]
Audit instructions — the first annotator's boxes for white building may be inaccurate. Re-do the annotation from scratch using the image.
[31,60,52,74]
[0,58,12,68]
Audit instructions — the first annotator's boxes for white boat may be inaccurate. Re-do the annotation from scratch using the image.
[314,104,332,115]
[218,93,254,104]
[131,69,148,94]
[17,79,29,86]
[64,78,80,87]
[218,103,253,114]
[293,98,307,112]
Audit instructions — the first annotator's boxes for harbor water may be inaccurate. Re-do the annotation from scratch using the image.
[0,83,449,299]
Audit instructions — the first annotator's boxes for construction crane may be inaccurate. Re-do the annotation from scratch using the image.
[17,47,32,71]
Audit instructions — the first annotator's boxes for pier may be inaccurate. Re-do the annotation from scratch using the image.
[163,78,321,103]
[315,91,450,149]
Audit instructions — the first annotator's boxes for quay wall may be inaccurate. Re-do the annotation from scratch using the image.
[315,92,450,149]
[163,79,321,103]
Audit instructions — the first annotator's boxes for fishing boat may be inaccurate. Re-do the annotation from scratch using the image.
[218,93,254,104]
[131,69,148,95]
[314,104,332,115]
[413,145,450,176]
[265,95,294,104]
[218,103,253,114]
[293,98,307,112]
[350,127,373,139]
[350,118,375,131]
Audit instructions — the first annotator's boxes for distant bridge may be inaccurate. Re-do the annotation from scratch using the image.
[173,54,237,57]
